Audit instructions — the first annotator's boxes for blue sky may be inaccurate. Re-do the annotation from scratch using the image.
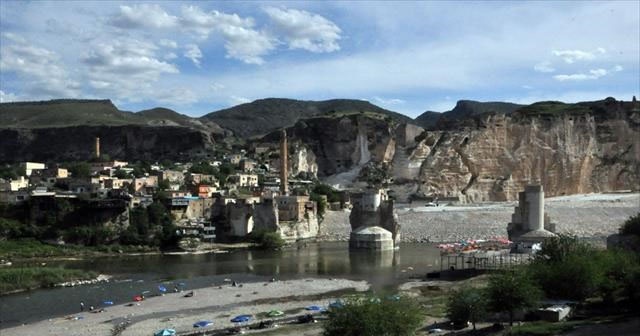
[0,1,638,118]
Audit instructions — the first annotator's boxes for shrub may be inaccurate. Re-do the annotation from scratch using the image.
[323,295,423,336]
[621,213,640,236]
[447,287,488,330]
[248,230,285,250]
[487,268,542,326]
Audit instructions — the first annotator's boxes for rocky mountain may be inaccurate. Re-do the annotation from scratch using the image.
[0,99,223,163]
[1,96,638,203]
[273,97,639,202]
[414,100,524,130]
[201,98,414,138]
[0,99,222,133]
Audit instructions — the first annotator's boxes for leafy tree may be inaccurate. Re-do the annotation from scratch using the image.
[248,230,285,250]
[533,234,592,264]
[447,287,488,330]
[66,162,92,178]
[310,193,327,220]
[530,234,605,301]
[487,268,542,326]
[157,180,171,191]
[113,169,130,179]
[189,161,218,175]
[323,295,423,336]
[312,183,340,202]
[621,213,640,236]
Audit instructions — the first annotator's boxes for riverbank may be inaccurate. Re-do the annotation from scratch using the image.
[1,277,370,336]
[319,193,640,243]
[0,267,98,295]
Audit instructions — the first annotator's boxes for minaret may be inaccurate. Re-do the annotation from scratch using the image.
[280,129,288,195]
[95,137,101,159]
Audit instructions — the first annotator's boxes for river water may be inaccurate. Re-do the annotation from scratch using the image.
[0,242,441,328]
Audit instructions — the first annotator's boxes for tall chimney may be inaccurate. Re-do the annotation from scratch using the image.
[95,137,101,159]
[280,129,288,196]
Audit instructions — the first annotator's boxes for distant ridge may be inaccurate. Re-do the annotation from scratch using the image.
[201,98,414,137]
[413,100,524,129]
[0,99,221,133]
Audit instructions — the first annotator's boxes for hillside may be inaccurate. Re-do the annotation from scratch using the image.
[200,98,414,138]
[414,100,524,129]
[0,99,222,133]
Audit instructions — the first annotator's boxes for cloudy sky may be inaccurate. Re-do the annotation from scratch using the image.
[0,1,638,117]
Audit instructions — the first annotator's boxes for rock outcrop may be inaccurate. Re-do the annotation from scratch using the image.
[0,125,216,163]
[280,98,639,202]
[406,99,640,202]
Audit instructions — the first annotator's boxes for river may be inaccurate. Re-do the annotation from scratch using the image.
[0,242,441,328]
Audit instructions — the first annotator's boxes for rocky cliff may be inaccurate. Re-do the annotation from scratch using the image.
[0,125,216,163]
[277,98,639,202]
[401,98,640,202]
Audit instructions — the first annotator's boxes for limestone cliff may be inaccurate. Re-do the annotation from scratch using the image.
[406,99,640,202]
[280,98,638,202]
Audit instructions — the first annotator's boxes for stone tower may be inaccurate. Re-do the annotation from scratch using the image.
[95,137,101,159]
[280,129,288,195]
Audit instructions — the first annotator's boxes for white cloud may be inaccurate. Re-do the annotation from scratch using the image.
[155,87,199,105]
[0,33,80,98]
[230,95,251,105]
[184,44,203,67]
[534,61,555,73]
[181,6,275,64]
[552,49,599,63]
[164,52,178,60]
[110,4,178,29]
[264,7,341,53]
[159,39,178,49]
[81,38,179,101]
[0,90,18,102]
[553,68,608,81]
[211,83,226,91]
[552,64,624,82]
[373,96,405,105]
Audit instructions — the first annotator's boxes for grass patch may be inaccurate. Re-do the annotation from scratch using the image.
[0,267,96,294]
[0,239,157,260]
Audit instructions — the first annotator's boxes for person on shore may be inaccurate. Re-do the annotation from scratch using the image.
[89,305,94,311]
[80,301,85,312]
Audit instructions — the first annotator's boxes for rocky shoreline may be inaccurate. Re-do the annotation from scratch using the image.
[318,193,640,243]
[2,278,369,336]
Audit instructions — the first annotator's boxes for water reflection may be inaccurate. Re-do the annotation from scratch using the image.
[1,242,440,327]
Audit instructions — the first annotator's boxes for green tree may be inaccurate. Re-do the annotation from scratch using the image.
[189,161,218,175]
[533,234,592,264]
[113,169,130,179]
[310,193,327,220]
[66,162,91,178]
[248,230,285,250]
[530,235,603,300]
[621,213,640,236]
[157,179,171,191]
[487,268,542,326]
[447,287,488,330]
[323,295,423,336]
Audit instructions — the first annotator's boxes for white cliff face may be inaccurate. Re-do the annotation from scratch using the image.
[353,131,372,166]
[291,146,318,177]
[407,107,640,202]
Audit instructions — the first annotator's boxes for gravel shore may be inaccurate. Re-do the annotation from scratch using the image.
[319,193,640,243]
[3,278,369,336]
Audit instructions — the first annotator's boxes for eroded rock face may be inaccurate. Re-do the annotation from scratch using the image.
[409,100,640,202]
[0,125,216,163]
[284,99,639,202]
